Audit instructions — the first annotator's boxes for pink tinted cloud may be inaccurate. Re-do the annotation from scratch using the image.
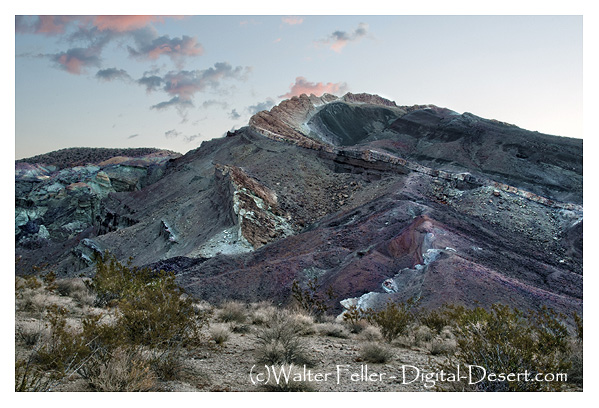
[56,54,85,74]
[92,16,165,32]
[36,16,78,34]
[279,77,348,99]
[145,36,204,60]
[282,16,303,25]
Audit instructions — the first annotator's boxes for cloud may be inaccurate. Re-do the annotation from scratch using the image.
[128,27,204,64]
[282,16,303,26]
[202,100,229,109]
[279,77,348,99]
[151,97,194,111]
[150,63,250,107]
[318,22,369,53]
[15,15,167,36]
[92,16,166,32]
[16,15,83,35]
[165,129,181,139]
[137,74,164,92]
[51,47,102,74]
[16,15,195,75]
[229,109,241,120]
[184,134,200,143]
[96,67,131,81]
[164,129,201,143]
[247,98,275,114]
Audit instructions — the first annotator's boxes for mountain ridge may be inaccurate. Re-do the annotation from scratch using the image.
[15,92,583,321]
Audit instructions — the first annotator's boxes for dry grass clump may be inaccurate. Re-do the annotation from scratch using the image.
[255,309,313,367]
[217,301,247,324]
[413,325,434,346]
[56,278,96,306]
[86,348,157,392]
[209,324,231,345]
[317,322,350,339]
[16,320,47,347]
[430,338,457,356]
[359,342,392,364]
[357,325,383,342]
[290,312,316,335]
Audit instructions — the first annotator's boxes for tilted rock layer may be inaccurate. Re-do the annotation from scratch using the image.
[16,93,582,321]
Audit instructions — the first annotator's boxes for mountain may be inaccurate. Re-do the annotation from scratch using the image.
[15,93,583,319]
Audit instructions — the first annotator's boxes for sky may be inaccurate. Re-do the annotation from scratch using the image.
[14,13,584,159]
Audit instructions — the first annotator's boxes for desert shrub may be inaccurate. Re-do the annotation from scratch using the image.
[90,253,203,349]
[17,254,208,391]
[290,313,316,335]
[419,308,450,334]
[86,347,157,392]
[42,271,58,292]
[291,278,335,321]
[115,275,200,348]
[148,349,187,382]
[363,298,417,343]
[317,322,350,338]
[359,342,392,364]
[358,325,383,342]
[430,339,457,356]
[255,310,312,366]
[16,321,45,346]
[573,312,583,342]
[413,325,434,346]
[32,305,92,375]
[15,358,54,392]
[210,325,231,345]
[442,304,572,391]
[341,305,370,334]
[56,278,96,306]
[217,301,247,324]
[260,365,315,392]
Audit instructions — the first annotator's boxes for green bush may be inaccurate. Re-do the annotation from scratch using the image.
[442,304,572,391]
[363,298,417,343]
[16,253,208,391]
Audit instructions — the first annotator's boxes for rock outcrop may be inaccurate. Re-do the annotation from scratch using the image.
[15,93,583,322]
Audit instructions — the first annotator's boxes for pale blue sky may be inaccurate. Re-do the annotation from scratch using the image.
[15,14,582,159]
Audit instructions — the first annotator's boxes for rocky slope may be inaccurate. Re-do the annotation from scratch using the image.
[15,93,583,320]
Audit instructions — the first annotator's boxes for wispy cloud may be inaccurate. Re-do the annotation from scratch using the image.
[164,129,201,143]
[202,100,229,109]
[318,22,369,53]
[151,96,194,111]
[96,67,132,82]
[50,47,102,74]
[282,16,303,26]
[145,63,251,110]
[164,129,181,139]
[16,15,201,74]
[279,77,348,99]
[128,27,204,65]
[247,98,275,114]
[229,109,241,120]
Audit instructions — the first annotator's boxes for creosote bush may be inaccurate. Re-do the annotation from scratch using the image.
[440,304,573,391]
[344,298,417,343]
[16,253,208,391]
